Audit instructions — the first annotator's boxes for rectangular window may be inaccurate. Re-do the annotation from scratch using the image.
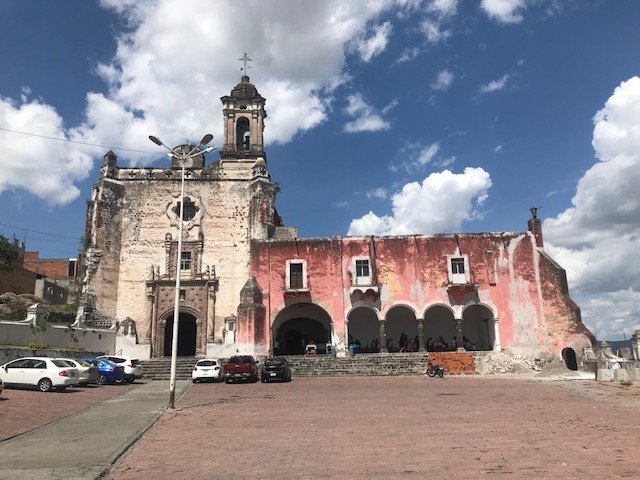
[289,262,304,289]
[354,258,373,286]
[355,259,370,277]
[180,252,191,271]
[451,258,465,274]
[448,256,468,284]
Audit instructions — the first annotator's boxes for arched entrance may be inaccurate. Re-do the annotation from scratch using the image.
[424,305,456,351]
[347,306,380,353]
[385,305,417,352]
[164,312,197,356]
[462,304,495,351]
[273,303,332,355]
[562,347,578,370]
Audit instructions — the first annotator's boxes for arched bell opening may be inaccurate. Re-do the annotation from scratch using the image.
[236,117,250,151]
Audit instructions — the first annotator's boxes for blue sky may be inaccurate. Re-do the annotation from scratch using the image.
[0,0,639,341]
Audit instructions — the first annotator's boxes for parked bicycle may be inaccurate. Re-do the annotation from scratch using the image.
[425,360,445,378]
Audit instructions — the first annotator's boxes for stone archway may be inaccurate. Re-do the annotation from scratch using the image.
[163,312,198,356]
[424,305,456,351]
[562,347,578,371]
[462,304,495,351]
[272,303,332,355]
[347,306,380,353]
[385,305,418,352]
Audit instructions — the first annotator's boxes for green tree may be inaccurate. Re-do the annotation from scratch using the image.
[0,235,20,271]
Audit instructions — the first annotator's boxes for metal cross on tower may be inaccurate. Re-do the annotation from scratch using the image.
[239,52,252,75]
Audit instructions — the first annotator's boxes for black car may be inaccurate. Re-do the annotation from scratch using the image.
[261,357,292,382]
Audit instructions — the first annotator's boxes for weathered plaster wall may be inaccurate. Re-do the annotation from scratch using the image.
[81,157,274,347]
[537,250,595,355]
[250,232,591,357]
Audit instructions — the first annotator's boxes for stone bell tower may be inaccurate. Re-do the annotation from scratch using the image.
[220,63,267,160]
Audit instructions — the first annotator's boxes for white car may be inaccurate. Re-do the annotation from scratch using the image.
[192,359,222,383]
[0,357,79,392]
[60,358,99,386]
[97,355,143,383]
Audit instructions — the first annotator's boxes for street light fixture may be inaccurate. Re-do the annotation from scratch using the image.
[148,133,215,409]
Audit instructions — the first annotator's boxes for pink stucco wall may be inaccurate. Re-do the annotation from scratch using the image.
[244,231,593,358]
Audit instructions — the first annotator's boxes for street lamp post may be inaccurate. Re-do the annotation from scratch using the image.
[149,133,214,409]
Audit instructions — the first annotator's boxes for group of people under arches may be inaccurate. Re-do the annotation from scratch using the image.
[348,333,478,354]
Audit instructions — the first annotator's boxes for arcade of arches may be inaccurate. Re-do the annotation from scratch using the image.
[271,302,497,355]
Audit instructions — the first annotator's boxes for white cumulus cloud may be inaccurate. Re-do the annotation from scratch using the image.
[354,21,393,62]
[348,167,492,235]
[481,0,527,24]
[0,96,95,205]
[343,93,392,133]
[544,76,640,339]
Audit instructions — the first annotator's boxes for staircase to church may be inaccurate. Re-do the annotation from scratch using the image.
[142,352,479,380]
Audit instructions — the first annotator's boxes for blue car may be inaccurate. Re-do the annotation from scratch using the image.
[81,358,125,385]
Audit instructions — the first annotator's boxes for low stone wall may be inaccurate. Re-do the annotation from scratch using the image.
[0,321,115,353]
[0,346,105,365]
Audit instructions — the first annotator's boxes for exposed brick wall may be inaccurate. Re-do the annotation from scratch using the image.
[427,352,477,374]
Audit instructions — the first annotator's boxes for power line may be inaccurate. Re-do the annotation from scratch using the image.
[0,220,81,241]
[0,126,158,155]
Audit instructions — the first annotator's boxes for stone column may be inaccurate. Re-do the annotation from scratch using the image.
[207,280,218,340]
[379,319,388,353]
[417,319,426,351]
[144,283,155,344]
[632,330,640,361]
[492,317,502,352]
[456,317,465,352]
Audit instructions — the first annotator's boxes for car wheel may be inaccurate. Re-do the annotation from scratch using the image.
[224,377,230,384]
[38,378,53,392]
[192,378,198,383]
[97,374,107,385]
[261,378,267,383]
[126,378,135,384]
[79,382,88,388]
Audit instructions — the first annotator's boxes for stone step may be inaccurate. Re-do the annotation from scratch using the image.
[141,352,479,380]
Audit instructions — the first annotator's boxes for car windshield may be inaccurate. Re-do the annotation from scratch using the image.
[197,360,217,367]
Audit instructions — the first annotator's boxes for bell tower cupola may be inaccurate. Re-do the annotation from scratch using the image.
[220,53,267,160]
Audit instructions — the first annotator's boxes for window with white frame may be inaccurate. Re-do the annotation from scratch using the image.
[354,257,372,286]
[285,260,307,290]
[448,256,469,284]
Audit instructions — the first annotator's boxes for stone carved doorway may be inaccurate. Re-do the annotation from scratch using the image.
[163,312,198,356]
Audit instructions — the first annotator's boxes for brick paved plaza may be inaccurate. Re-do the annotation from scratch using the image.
[0,383,136,441]
[107,376,640,480]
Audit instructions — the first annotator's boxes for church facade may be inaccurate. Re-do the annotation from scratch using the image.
[78,76,594,361]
